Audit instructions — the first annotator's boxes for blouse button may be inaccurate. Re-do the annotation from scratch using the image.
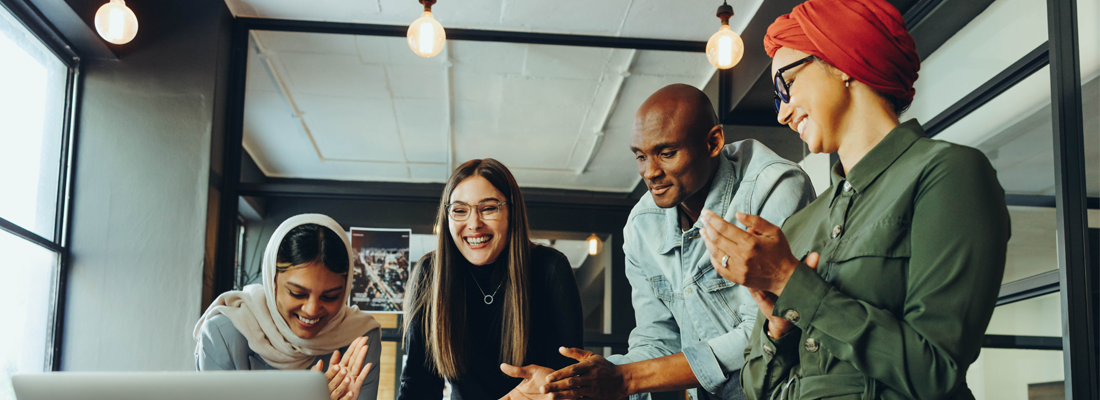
[784,309,800,323]
[804,337,820,352]
[831,225,844,238]
[843,181,853,193]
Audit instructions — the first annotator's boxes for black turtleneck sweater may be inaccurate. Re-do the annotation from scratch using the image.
[397,245,584,400]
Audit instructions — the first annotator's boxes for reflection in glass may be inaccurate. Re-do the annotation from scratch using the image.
[986,292,1061,337]
[0,6,68,240]
[0,231,58,400]
[967,349,1064,400]
[907,0,1047,124]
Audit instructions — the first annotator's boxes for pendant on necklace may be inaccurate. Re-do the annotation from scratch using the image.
[484,294,494,305]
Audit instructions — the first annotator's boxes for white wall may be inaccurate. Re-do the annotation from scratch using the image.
[61,1,231,371]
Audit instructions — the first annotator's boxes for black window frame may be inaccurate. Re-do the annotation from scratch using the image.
[0,0,82,372]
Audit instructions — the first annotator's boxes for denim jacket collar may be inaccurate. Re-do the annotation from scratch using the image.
[657,155,737,254]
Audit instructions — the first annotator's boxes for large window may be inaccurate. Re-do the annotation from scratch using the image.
[0,1,77,398]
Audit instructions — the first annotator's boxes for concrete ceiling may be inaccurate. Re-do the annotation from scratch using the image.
[224,0,764,42]
[231,0,769,192]
[237,1,744,192]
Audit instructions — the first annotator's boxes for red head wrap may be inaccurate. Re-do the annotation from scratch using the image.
[764,0,920,105]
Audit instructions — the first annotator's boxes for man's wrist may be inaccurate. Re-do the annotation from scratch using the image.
[618,361,637,396]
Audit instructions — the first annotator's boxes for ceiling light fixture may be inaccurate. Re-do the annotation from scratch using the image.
[705,1,744,69]
[587,233,603,256]
[94,0,138,45]
[407,0,446,58]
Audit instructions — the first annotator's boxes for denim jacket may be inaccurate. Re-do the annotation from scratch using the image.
[608,140,815,400]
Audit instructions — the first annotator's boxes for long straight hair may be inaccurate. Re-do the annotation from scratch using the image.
[403,158,532,379]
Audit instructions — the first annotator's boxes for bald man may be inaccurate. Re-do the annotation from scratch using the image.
[542,84,815,400]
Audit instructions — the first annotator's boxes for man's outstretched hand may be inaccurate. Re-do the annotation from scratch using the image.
[498,363,555,400]
[540,347,630,400]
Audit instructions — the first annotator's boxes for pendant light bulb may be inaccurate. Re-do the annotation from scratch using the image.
[705,2,743,69]
[587,233,602,256]
[94,0,138,45]
[407,1,446,58]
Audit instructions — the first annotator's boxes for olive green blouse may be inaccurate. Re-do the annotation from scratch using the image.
[740,120,1011,400]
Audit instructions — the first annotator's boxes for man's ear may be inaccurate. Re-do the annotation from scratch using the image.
[708,124,725,157]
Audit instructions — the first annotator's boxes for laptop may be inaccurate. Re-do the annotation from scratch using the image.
[13,370,330,400]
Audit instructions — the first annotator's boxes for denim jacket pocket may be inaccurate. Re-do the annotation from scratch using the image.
[649,275,679,303]
[695,266,744,327]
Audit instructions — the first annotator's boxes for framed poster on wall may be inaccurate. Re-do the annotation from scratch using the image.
[349,228,411,313]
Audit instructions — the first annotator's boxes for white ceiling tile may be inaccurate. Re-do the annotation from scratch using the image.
[408,163,451,182]
[631,50,715,78]
[573,165,640,192]
[254,30,359,54]
[449,41,527,74]
[500,0,631,36]
[453,103,584,169]
[507,168,571,188]
[243,90,316,175]
[619,0,763,41]
[279,53,390,98]
[372,0,504,28]
[246,48,278,93]
[523,45,614,80]
[501,76,599,105]
[240,0,377,22]
[355,35,394,64]
[229,0,764,44]
[295,95,405,162]
[387,64,447,99]
[394,98,449,163]
[452,71,503,103]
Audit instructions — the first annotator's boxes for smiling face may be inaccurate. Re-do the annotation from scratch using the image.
[448,176,510,266]
[630,91,723,210]
[772,47,851,154]
[274,263,346,339]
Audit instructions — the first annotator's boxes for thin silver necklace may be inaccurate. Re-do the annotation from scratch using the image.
[469,271,505,305]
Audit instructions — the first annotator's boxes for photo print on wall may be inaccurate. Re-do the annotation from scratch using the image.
[349,228,411,313]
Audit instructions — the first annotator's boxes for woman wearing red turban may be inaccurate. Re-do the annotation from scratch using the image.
[697,0,1011,398]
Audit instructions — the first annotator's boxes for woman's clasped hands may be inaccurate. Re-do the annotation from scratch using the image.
[698,210,819,339]
[310,336,373,400]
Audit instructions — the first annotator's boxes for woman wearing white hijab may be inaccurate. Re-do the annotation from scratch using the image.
[195,214,382,400]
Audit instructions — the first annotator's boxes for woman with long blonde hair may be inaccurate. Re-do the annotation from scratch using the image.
[398,158,584,400]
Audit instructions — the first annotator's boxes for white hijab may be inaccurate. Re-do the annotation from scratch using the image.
[193,214,381,370]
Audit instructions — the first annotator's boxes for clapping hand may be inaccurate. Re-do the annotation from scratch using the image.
[699,211,800,296]
[498,363,555,400]
[747,252,819,339]
[539,347,628,400]
[311,336,373,400]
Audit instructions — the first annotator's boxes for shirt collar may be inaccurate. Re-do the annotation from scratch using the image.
[828,119,924,206]
[658,156,737,254]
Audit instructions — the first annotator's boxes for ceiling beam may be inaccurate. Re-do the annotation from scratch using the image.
[576,49,637,175]
[17,0,115,61]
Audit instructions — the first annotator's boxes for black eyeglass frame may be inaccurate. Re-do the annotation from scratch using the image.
[445,200,509,221]
[773,55,816,113]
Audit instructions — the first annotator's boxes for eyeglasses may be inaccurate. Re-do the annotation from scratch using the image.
[447,200,507,221]
[773,55,816,113]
